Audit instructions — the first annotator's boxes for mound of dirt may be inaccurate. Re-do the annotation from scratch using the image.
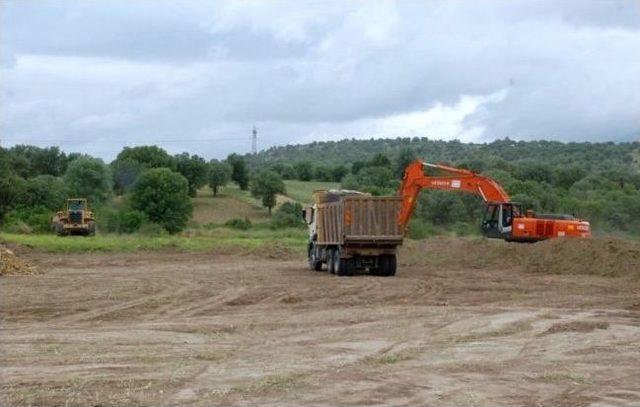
[523,238,640,278]
[402,236,640,279]
[0,247,41,276]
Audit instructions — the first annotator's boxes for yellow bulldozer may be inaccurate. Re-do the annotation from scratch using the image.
[52,198,96,236]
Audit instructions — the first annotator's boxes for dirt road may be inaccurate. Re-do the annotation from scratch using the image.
[2,246,640,406]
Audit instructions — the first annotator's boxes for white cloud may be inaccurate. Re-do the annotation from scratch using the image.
[1,0,639,160]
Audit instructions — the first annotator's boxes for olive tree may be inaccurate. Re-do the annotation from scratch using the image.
[251,170,285,215]
[129,168,193,234]
[175,153,208,197]
[208,161,232,196]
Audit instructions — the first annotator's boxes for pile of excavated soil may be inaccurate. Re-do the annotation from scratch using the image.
[0,247,41,276]
[402,236,640,278]
[523,237,640,277]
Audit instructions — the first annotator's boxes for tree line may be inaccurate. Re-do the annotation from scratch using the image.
[0,145,287,234]
[2,137,639,237]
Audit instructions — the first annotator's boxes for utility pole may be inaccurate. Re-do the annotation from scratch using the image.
[252,126,257,155]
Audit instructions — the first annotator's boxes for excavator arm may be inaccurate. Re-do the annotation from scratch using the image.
[397,160,510,229]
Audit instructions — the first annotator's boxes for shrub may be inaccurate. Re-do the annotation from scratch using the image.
[4,206,52,233]
[271,202,305,229]
[407,218,441,239]
[137,222,168,236]
[224,217,252,230]
[119,209,148,233]
[129,168,193,234]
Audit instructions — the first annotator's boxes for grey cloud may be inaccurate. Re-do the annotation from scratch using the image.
[1,0,639,160]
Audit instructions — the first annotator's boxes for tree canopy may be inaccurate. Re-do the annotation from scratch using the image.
[251,170,285,215]
[129,168,193,234]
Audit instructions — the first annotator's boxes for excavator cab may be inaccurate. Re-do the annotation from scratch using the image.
[481,202,523,239]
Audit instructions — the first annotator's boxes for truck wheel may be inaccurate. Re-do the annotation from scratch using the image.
[327,249,336,274]
[378,255,397,277]
[87,221,96,236]
[53,222,65,236]
[308,245,322,271]
[335,252,354,277]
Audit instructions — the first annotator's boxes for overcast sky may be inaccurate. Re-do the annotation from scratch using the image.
[1,0,639,160]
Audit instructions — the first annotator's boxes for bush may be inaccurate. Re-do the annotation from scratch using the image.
[119,209,148,233]
[94,207,147,234]
[4,206,52,233]
[224,217,252,230]
[271,202,304,229]
[95,206,120,233]
[407,218,442,239]
[129,168,193,234]
[137,222,168,236]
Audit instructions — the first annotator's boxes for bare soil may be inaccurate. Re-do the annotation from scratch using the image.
[2,244,640,406]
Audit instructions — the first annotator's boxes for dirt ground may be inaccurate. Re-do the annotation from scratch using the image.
[2,245,640,406]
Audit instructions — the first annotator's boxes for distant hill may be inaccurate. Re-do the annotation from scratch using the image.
[248,137,639,172]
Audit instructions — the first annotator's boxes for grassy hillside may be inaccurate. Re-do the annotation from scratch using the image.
[283,180,340,203]
[192,185,269,225]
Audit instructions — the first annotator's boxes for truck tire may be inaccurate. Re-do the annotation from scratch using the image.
[53,222,65,236]
[308,245,323,271]
[334,251,354,277]
[327,249,336,274]
[87,221,96,236]
[378,255,397,277]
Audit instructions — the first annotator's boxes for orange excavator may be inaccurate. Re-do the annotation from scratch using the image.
[398,160,590,242]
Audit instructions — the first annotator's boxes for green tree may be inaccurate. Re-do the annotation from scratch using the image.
[251,170,285,215]
[395,148,417,178]
[208,161,232,196]
[331,165,348,182]
[21,175,68,210]
[7,145,67,177]
[0,148,26,220]
[64,157,112,204]
[115,146,177,171]
[129,168,193,233]
[227,154,250,190]
[369,153,392,169]
[294,161,313,181]
[175,153,208,197]
[111,158,143,195]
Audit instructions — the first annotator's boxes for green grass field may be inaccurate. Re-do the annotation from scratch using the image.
[0,227,307,253]
[283,180,340,203]
[192,185,269,225]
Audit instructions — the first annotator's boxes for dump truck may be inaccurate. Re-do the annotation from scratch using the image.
[52,198,96,236]
[303,190,404,276]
